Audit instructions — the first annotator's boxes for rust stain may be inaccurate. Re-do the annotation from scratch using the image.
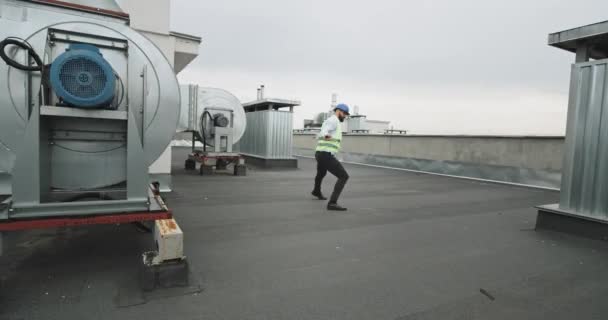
[166,220,177,231]
[157,219,178,234]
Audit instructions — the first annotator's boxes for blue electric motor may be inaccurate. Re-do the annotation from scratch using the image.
[49,43,116,108]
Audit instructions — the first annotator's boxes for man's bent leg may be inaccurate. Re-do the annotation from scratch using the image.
[327,156,349,204]
[313,152,328,194]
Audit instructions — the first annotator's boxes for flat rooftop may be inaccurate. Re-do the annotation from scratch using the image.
[1,148,607,319]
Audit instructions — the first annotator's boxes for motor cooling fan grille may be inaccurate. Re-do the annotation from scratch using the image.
[49,44,116,108]
[58,57,108,99]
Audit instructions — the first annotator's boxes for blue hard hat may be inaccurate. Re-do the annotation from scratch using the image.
[335,103,350,115]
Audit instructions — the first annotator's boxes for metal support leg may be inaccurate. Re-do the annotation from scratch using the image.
[576,43,590,63]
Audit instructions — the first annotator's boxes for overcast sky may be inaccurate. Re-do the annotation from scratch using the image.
[170,0,608,135]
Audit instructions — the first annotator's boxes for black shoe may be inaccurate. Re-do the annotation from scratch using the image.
[312,191,327,200]
[327,203,347,211]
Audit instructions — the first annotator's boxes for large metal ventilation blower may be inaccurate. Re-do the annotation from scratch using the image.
[0,1,180,219]
[179,85,246,152]
[179,85,247,175]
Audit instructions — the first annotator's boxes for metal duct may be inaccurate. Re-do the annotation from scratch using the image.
[178,85,246,146]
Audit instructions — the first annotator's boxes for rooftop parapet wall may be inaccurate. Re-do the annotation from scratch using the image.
[294,134,564,189]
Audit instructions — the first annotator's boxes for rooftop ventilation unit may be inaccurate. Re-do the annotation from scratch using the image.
[0,1,180,219]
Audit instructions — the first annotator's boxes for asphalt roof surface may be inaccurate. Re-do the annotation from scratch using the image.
[1,147,607,320]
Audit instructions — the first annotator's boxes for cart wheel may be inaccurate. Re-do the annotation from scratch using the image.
[185,159,196,170]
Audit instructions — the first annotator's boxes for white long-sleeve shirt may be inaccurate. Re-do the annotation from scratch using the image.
[318,115,339,140]
[317,115,341,155]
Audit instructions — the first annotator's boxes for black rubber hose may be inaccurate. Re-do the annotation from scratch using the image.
[201,110,213,152]
[112,73,125,110]
[0,38,43,71]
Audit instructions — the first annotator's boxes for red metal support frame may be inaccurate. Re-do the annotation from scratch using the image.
[0,211,172,231]
[190,153,243,162]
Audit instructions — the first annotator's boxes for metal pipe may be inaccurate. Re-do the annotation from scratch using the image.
[260,85,265,99]
[191,131,195,152]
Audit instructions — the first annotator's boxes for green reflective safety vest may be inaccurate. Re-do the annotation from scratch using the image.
[316,121,342,153]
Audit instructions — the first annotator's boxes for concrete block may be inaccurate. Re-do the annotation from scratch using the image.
[154,219,184,262]
[157,259,189,288]
[140,253,189,291]
[536,208,608,241]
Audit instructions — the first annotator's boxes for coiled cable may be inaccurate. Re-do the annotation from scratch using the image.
[0,37,43,72]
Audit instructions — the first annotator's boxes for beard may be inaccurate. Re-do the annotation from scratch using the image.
[338,115,345,122]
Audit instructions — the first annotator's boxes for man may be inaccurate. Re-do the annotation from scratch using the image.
[311,103,350,211]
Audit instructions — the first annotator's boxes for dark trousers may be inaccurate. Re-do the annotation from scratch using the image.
[313,151,349,204]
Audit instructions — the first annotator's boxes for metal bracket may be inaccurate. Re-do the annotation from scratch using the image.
[10,199,149,219]
[48,28,129,51]
[205,107,234,113]
[40,106,128,121]
[50,129,126,142]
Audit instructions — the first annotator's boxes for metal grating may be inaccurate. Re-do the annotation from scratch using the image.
[59,57,107,99]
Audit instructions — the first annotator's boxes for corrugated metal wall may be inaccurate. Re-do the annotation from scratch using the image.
[239,112,269,157]
[560,60,608,219]
[267,111,293,158]
[240,111,294,159]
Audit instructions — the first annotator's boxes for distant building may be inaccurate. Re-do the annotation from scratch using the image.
[303,113,390,134]
[302,95,392,134]
[365,119,391,133]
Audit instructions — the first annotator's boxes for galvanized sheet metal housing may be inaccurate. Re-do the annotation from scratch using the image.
[178,85,246,146]
[547,20,608,222]
[239,111,294,159]
[0,0,180,189]
[239,97,300,160]
[560,60,608,218]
